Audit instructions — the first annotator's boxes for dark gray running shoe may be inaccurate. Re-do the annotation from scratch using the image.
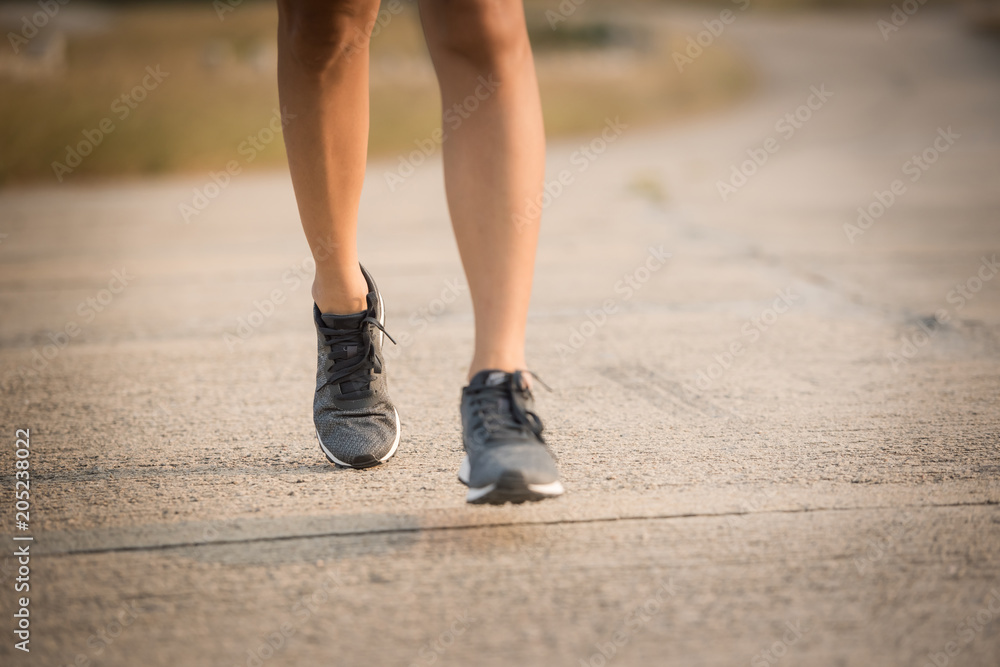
[313,264,399,468]
[458,369,564,504]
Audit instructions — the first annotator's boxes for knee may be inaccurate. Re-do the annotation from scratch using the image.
[426,0,530,72]
[278,0,382,74]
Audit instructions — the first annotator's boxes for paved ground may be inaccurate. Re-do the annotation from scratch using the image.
[2,7,999,667]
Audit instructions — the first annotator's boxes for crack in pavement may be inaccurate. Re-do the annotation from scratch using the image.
[26,499,998,558]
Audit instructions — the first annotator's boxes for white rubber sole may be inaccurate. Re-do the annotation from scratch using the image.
[316,406,400,468]
[457,455,565,504]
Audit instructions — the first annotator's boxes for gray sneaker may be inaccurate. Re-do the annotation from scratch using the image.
[313,264,400,468]
[458,370,564,504]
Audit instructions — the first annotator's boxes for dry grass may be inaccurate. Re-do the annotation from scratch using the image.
[0,0,754,185]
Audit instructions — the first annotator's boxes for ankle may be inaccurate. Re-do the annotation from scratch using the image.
[313,267,368,315]
[468,355,527,382]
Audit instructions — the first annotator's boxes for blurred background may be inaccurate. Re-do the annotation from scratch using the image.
[1,0,993,186]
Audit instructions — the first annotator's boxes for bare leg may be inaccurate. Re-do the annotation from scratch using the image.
[277,0,380,314]
[418,0,546,380]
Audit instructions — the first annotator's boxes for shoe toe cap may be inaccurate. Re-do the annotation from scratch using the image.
[468,443,559,488]
[315,403,399,467]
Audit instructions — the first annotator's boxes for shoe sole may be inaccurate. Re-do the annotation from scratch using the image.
[316,406,401,469]
[315,267,400,470]
[457,455,565,504]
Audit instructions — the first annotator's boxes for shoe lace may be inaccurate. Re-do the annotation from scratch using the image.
[466,370,548,444]
[317,310,396,396]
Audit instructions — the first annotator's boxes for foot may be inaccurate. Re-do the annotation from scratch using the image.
[313,264,400,468]
[458,370,564,504]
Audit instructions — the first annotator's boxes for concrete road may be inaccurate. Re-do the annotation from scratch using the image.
[2,7,999,667]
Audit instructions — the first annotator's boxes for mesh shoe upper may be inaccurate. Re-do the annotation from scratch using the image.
[313,265,399,467]
[460,370,560,488]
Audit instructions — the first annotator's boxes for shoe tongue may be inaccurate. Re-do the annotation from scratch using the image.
[320,309,366,330]
[470,369,510,388]
[317,308,371,395]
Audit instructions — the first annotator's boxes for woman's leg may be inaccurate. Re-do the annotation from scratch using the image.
[279,0,401,470]
[277,0,380,315]
[419,2,562,503]
[417,0,546,379]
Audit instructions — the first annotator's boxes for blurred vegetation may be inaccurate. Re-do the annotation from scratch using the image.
[0,0,777,184]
